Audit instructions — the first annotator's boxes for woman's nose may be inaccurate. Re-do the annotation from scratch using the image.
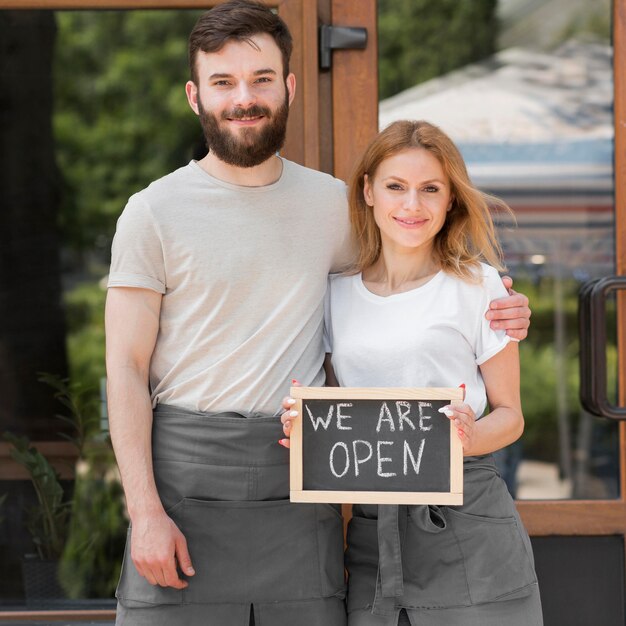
[404,190,420,211]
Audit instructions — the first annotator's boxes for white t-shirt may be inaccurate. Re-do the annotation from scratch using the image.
[108,158,353,416]
[324,264,511,417]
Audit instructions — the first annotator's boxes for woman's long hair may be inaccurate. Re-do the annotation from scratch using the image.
[348,120,511,281]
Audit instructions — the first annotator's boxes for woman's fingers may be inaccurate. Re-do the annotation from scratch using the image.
[282,412,298,433]
[281,395,297,411]
[279,395,298,449]
[281,409,298,427]
[438,403,475,448]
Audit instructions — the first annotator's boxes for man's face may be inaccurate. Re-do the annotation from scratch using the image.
[187,34,296,168]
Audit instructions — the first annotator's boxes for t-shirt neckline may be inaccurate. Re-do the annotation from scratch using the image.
[354,269,445,302]
[189,157,287,192]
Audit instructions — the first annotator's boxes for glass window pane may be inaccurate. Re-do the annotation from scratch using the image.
[0,8,202,608]
[378,0,617,500]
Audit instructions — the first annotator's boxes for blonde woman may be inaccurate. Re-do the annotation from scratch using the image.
[283,120,542,626]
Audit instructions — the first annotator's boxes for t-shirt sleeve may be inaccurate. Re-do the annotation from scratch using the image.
[107,196,166,294]
[323,276,334,353]
[474,265,512,365]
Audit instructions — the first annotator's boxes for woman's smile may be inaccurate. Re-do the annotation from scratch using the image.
[392,215,429,228]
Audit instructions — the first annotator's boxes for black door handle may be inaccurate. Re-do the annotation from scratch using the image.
[578,276,626,420]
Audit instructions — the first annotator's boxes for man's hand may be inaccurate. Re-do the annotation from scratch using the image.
[131,511,195,589]
[486,276,531,341]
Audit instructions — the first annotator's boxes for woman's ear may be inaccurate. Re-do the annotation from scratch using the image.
[447,195,455,212]
[363,174,374,207]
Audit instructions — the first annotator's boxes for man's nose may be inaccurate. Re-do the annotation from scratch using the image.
[233,82,256,109]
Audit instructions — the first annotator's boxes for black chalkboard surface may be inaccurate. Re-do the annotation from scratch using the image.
[289,387,464,505]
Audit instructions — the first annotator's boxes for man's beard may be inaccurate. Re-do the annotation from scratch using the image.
[197,92,289,168]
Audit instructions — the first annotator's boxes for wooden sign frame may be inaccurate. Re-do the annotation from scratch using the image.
[289,387,464,505]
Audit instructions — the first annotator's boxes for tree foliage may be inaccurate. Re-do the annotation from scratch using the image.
[377,0,498,99]
[54,10,204,258]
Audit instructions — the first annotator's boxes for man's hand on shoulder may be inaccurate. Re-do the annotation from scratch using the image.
[130,510,195,589]
[486,275,531,342]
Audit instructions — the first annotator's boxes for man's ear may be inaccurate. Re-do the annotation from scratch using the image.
[286,73,296,106]
[185,81,200,115]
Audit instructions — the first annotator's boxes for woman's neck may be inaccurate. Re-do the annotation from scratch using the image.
[362,246,440,296]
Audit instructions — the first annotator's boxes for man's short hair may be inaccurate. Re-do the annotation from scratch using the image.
[189,0,293,83]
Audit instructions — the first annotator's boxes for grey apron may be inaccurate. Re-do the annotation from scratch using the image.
[345,455,543,626]
[115,405,346,626]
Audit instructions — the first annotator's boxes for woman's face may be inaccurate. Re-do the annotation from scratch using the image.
[364,147,452,255]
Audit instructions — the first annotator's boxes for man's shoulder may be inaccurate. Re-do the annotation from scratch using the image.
[133,162,197,200]
[282,158,346,192]
[120,162,204,222]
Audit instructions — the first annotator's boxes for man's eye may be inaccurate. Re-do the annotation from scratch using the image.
[255,77,272,83]
[214,80,230,86]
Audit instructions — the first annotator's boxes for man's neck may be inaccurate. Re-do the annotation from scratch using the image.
[197,151,283,187]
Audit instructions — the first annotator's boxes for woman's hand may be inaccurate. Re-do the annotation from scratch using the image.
[439,402,477,455]
[279,395,298,448]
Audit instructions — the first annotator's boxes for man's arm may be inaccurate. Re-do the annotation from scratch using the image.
[105,287,194,589]
[486,276,531,341]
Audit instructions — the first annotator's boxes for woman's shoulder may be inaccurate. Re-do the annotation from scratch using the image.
[440,263,506,297]
[478,262,502,278]
[442,262,500,282]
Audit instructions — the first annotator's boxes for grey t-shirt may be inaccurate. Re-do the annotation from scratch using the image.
[108,159,352,416]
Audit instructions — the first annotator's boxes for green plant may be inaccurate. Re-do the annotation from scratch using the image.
[38,373,127,598]
[2,373,97,561]
[37,373,100,458]
[2,434,70,560]
[4,373,127,597]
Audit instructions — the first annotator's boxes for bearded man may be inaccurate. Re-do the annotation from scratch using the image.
[105,2,531,626]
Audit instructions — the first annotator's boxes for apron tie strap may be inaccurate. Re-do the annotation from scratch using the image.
[372,504,448,616]
[372,505,405,616]
[377,505,404,598]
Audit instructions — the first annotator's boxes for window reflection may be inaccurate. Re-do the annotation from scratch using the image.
[379,0,616,500]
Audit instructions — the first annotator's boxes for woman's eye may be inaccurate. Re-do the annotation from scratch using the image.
[386,183,403,190]
[424,186,439,193]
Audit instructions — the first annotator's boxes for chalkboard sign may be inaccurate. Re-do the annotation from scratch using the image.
[289,387,464,505]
